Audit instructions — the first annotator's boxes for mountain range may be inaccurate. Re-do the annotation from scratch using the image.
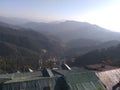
[1,16,120,56]
[21,20,120,42]
[0,16,120,70]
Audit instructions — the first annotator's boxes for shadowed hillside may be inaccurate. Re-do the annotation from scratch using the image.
[73,44,120,67]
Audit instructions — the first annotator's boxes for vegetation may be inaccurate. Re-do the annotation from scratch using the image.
[73,45,120,67]
[0,23,63,73]
[1,21,120,73]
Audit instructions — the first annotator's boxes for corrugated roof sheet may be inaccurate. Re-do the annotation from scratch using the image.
[65,71,106,90]
[52,68,87,75]
[0,68,107,90]
[96,68,120,90]
[2,77,57,90]
[0,71,42,80]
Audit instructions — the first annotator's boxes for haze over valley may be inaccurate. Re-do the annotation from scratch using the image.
[0,0,120,73]
[0,16,120,73]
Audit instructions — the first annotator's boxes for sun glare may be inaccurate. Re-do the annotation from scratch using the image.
[78,1,120,32]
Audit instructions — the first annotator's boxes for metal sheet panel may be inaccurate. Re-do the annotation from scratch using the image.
[65,71,106,90]
[96,68,120,90]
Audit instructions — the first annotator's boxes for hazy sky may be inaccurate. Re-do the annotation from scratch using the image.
[0,0,120,32]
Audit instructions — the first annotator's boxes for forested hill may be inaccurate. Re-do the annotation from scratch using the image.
[73,44,120,67]
[0,22,63,55]
[0,41,39,73]
[0,22,63,73]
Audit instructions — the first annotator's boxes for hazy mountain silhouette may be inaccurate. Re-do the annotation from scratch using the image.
[1,16,120,42]
[0,22,63,56]
[0,16,31,25]
[21,20,120,42]
[1,17,120,59]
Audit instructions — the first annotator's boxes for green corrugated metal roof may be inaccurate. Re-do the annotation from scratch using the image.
[52,68,88,76]
[64,71,106,90]
[4,76,56,84]
[0,71,42,80]
[2,77,57,90]
[0,69,107,90]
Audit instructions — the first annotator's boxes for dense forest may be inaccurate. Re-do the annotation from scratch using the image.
[0,23,63,73]
[73,45,120,67]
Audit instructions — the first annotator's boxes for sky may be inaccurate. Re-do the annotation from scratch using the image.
[0,0,120,32]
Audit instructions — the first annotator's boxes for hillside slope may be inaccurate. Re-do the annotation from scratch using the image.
[74,44,120,67]
[0,41,39,73]
[0,23,63,55]
[65,40,120,57]
[0,22,63,73]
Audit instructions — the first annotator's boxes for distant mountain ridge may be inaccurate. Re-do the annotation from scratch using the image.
[66,38,101,48]
[0,23,63,55]
[1,16,120,42]
[21,20,120,42]
[1,17,120,58]
[0,16,31,25]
